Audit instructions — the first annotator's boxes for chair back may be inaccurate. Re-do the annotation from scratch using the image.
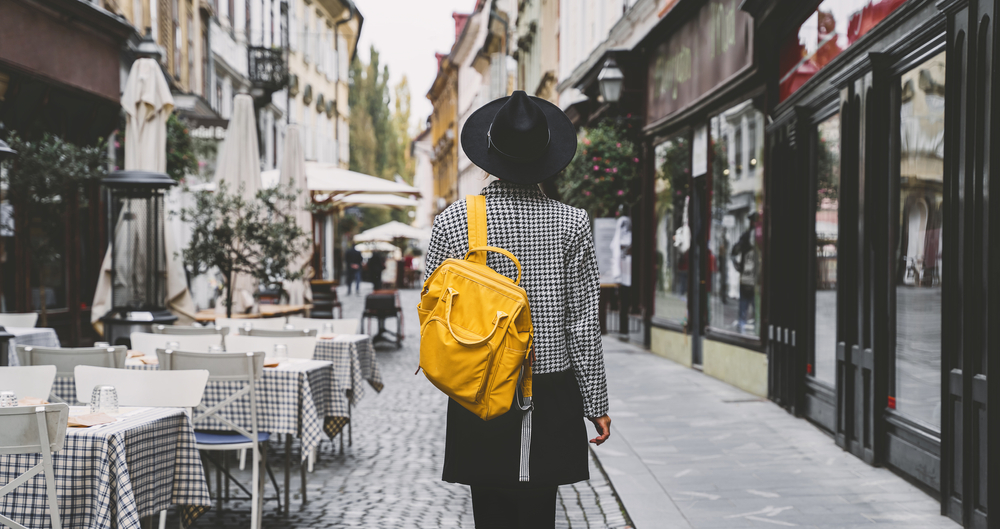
[131,331,223,355]
[157,349,266,381]
[0,312,39,328]
[238,328,318,338]
[0,404,69,456]
[153,324,230,336]
[0,365,57,399]
[364,293,399,313]
[157,350,264,442]
[74,365,209,408]
[225,334,317,360]
[16,345,127,377]
[287,317,360,334]
[216,317,290,334]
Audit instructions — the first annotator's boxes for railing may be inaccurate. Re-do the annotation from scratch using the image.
[248,47,288,93]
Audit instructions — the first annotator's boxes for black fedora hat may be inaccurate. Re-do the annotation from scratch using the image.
[461,90,577,185]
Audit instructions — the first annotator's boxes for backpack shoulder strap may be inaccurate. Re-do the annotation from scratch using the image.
[466,194,488,265]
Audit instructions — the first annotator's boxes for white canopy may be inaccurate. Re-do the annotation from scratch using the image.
[261,163,420,196]
[354,220,431,243]
[334,194,419,209]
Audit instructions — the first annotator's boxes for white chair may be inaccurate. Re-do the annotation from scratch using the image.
[73,365,209,408]
[157,349,276,529]
[16,345,127,379]
[0,312,39,328]
[0,365,57,400]
[152,325,230,336]
[72,365,210,529]
[226,335,318,360]
[286,317,360,334]
[0,403,70,529]
[130,332,223,356]
[215,318,289,334]
[237,328,318,338]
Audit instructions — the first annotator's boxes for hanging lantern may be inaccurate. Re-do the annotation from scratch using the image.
[598,58,624,104]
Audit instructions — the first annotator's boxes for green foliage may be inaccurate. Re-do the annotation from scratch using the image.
[816,134,840,210]
[2,132,107,323]
[166,114,199,181]
[348,46,415,232]
[558,120,641,219]
[180,182,310,316]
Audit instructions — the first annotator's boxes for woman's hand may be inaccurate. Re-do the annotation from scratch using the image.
[588,414,611,445]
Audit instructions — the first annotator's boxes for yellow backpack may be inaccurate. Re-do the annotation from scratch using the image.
[418,195,534,421]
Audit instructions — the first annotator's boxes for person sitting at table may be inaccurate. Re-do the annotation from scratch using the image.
[345,244,363,296]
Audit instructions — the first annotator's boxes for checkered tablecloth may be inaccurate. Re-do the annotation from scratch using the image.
[313,335,385,403]
[5,327,61,366]
[50,360,347,462]
[0,407,210,529]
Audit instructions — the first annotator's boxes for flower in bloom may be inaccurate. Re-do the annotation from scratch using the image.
[584,190,591,196]
[593,165,600,171]
[634,157,640,163]
[593,157,599,161]
[584,139,591,145]
[612,168,618,173]
[616,143,621,148]
[618,190,625,196]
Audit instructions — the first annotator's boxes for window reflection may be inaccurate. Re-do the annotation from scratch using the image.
[708,101,764,336]
[654,135,691,324]
[814,113,840,386]
[779,0,909,101]
[894,50,945,429]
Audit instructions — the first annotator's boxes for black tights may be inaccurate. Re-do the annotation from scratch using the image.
[471,486,558,529]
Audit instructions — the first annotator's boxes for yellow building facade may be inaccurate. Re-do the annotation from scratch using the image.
[428,55,459,213]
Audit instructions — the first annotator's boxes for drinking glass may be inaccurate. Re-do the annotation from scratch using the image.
[321,323,334,335]
[274,344,289,362]
[0,391,17,408]
[94,341,110,348]
[284,323,295,330]
[208,345,224,353]
[166,341,181,351]
[90,385,119,414]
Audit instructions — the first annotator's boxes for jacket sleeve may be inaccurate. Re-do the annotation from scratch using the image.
[564,210,609,418]
[422,213,454,284]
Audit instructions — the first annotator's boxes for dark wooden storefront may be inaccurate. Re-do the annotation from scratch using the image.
[751,0,997,525]
[0,0,133,346]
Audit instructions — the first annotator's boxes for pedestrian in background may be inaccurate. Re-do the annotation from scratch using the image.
[345,244,363,296]
[423,91,611,529]
[368,251,385,291]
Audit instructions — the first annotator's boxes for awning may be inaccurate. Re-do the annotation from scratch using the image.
[334,194,418,209]
[261,162,419,197]
[354,220,430,243]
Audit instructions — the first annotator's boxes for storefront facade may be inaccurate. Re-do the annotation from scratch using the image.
[749,0,997,525]
[635,0,770,397]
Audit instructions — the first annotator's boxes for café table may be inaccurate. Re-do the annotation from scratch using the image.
[0,406,211,529]
[194,304,313,323]
[49,358,348,512]
[312,334,384,447]
[3,327,60,366]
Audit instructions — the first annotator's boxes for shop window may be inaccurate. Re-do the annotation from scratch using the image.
[779,0,909,102]
[653,134,691,324]
[893,50,945,429]
[813,112,841,387]
[707,101,764,337]
[1,197,13,312]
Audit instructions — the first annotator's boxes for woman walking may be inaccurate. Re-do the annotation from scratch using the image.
[422,91,611,528]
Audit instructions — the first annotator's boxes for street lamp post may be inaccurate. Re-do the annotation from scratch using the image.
[598,58,624,104]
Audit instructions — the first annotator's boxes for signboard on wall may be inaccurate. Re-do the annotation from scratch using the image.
[594,218,619,285]
[647,0,754,124]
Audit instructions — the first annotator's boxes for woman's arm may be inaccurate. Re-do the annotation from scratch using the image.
[564,209,609,421]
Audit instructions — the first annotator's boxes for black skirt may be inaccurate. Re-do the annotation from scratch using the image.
[442,368,590,488]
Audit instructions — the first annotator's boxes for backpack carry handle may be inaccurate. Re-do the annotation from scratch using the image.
[444,288,509,347]
[464,246,522,285]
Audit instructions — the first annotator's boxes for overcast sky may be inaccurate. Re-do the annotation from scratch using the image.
[354,0,477,133]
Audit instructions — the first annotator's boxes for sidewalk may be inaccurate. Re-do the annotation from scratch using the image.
[593,336,959,529]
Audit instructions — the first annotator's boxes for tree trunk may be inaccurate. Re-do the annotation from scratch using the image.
[226,270,235,318]
[39,283,48,327]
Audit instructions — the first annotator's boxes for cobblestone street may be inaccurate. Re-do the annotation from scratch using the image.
[172,285,631,529]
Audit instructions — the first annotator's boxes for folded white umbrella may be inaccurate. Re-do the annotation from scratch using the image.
[91,58,197,332]
[306,163,420,196]
[213,94,261,315]
[279,125,313,305]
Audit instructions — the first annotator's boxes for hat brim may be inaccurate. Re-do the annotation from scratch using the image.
[460,95,578,185]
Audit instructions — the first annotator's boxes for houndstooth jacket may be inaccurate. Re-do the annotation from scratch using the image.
[423,180,609,418]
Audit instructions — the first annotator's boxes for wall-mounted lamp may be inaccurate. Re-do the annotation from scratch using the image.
[598,58,624,104]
